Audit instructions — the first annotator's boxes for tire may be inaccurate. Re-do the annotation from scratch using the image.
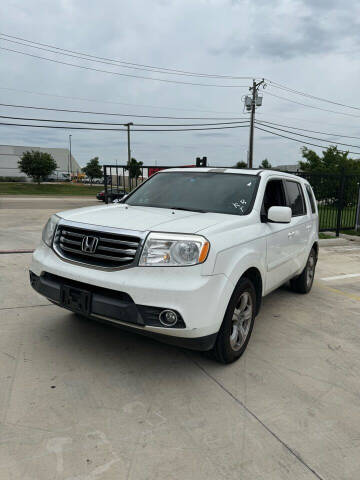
[290,247,317,294]
[211,277,256,364]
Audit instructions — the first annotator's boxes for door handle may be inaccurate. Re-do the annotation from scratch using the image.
[306,224,312,230]
[288,231,295,238]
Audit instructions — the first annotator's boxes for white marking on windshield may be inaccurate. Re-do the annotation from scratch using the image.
[232,203,245,212]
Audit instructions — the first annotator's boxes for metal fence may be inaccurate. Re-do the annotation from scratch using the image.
[103,165,174,195]
[293,171,360,235]
[103,164,360,236]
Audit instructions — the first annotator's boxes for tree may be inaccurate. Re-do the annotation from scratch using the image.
[82,157,103,186]
[300,146,360,205]
[300,146,360,174]
[260,158,272,169]
[125,157,143,188]
[234,161,247,168]
[18,150,57,184]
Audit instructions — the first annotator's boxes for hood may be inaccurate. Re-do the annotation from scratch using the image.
[57,204,230,234]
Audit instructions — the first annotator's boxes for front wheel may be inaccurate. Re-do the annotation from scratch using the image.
[290,247,317,294]
[211,277,256,364]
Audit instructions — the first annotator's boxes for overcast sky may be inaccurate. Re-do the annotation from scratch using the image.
[1,0,360,168]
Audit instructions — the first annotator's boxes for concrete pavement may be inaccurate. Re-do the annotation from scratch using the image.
[0,198,360,479]
[0,196,99,250]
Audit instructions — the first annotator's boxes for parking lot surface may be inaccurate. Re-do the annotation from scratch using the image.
[1,197,359,479]
[0,196,99,251]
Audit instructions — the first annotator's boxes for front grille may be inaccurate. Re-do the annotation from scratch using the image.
[54,223,142,269]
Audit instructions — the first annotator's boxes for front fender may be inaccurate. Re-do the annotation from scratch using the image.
[212,237,267,293]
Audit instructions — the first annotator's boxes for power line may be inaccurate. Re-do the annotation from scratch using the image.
[0,114,249,127]
[263,91,360,118]
[0,86,242,115]
[2,37,213,78]
[255,121,360,149]
[255,125,360,155]
[0,121,250,132]
[0,102,246,120]
[0,33,256,80]
[269,81,360,112]
[3,33,359,112]
[256,120,360,140]
[0,47,248,88]
[256,112,355,130]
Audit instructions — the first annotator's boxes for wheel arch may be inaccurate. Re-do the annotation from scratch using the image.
[239,266,263,316]
[312,241,319,259]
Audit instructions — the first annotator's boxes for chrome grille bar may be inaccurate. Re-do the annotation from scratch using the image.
[54,221,145,270]
[96,245,137,254]
[59,244,134,262]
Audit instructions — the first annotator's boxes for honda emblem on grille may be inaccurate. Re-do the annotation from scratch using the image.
[81,235,99,253]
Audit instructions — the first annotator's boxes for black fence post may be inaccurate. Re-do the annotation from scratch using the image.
[356,183,360,231]
[335,169,345,237]
[104,165,108,204]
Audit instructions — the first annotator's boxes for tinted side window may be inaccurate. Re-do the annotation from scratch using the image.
[262,180,287,211]
[261,179,287,220]
[285,180,306,216]
[306,185,316,214]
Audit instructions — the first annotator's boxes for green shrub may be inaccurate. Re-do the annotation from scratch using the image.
[0,177,23,182]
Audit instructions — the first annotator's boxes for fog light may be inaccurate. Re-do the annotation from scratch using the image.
[159,309,178,327]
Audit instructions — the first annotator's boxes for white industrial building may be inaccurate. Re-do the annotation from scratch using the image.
[0,144,80,181]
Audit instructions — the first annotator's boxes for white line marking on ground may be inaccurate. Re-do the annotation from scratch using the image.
[320,273,360,281]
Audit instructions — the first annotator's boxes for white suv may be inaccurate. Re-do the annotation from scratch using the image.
[30,168,318,363]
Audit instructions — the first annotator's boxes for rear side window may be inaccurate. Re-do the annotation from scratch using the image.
[285,180,306,216]
[305,184,316,214]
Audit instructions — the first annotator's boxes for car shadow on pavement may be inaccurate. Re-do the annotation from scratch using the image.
[42,308,196,371]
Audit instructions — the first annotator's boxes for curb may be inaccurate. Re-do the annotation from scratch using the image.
[319,238,350,247]
[340,233,360,243]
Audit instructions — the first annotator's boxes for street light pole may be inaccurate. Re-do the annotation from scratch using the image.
[69,134,72,180]
[124,123,133,164]
[124,122,133,189]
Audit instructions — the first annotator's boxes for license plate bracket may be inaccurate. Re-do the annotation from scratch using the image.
[60,285,91,315]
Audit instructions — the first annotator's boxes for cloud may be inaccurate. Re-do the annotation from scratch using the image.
[257,135,279,141]
[217,1,360,60]
[1,0,360,168]
[193,132,233,138]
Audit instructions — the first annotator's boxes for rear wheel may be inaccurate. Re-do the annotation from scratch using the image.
[211,277,256,364]
[290,247,317,294]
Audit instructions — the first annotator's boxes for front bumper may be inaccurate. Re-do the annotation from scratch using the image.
[29,271,216,351]
[30,243,235,349]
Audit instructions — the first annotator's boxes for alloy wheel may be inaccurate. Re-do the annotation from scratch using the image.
[306,252,316,288]
[230,291,253,351]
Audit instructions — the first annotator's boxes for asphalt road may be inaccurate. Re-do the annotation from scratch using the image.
[0,197,360,479]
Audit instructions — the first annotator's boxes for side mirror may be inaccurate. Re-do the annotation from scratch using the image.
[267,206,292,224]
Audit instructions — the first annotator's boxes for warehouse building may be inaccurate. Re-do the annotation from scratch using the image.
[0,144,80,181]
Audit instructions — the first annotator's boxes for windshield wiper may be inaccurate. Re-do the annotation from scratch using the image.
[169,206,206,213]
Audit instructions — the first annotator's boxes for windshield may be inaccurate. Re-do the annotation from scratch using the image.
[125,172,259,215]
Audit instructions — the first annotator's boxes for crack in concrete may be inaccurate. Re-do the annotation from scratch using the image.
[189,355,326,480]
[0,303,53,311]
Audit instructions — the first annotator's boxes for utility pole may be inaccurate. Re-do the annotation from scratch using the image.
[245,79,265,168]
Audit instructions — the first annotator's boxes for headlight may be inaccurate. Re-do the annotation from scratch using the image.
[139,232,210,266]
[42,215,60,247]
